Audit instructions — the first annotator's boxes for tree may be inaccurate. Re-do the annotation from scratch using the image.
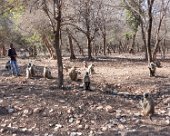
[69,0,100,60]
[29,0,64,87]
[152,0,170,59]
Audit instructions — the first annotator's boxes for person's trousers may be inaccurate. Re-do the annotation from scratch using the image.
[10,60,20,76]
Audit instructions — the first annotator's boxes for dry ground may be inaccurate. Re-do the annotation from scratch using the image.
[0,56,169,136]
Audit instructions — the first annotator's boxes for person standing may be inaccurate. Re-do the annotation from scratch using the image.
[8,43,20,76]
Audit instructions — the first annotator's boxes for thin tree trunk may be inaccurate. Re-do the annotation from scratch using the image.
[54,8,63,88]
[103,34,106,56]
[67,31,76,60]
[87,37,92,60]
[146,0,154,63]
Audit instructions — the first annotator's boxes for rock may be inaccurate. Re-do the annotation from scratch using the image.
[116,110,122,117]
[120,117,126,123]
[163,98,170,105]
[67,107,75,114]
[118,124,125,130]
[33,107,43,114]
[105,105,114,113]
[101,126,108,131]
[84,124,89,129]
[21,128,28,132]
[96,105,103,110]
[69,117,74,123]
[0,128,5,133]
[75,119,81,125]
[54,124,63,132]
[0,99,3,103]
[70,132,82,136]
[77,125,83,129]
[133,112,141,116]
[23,108,33,116]
[7,107,15,113]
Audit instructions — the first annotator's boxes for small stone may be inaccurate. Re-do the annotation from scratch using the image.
[120,118,126,123]
[70,132,82,136]
[77,125,83,129]
[75,119,81,125]
[84,124,89,129]
[118,124,125,130]
[105,105,114,113]
[0,128,5,133]
[33,108,43,113]
[23,108,33,116]
[101,126,107,131]
[96,106,103,110]
[8,108,14,113]
[55,124,62,128]
[69,118,74,123]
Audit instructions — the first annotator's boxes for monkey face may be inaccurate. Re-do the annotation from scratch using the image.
[143,93,149,99]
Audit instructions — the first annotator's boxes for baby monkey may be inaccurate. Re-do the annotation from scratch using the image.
[140,93,155,120]
[83,72,90,90]
[43,67,52,79]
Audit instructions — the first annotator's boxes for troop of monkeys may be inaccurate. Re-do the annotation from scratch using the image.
[68,62,94,91]
[7,60,159,120]
[26,61,93,91]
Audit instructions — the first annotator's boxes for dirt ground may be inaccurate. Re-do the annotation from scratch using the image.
[0,56,169,136]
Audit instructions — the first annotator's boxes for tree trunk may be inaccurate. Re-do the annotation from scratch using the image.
[103,34,106,56]
[129,32,136,54]
[2,45,6,56]
[67,32,76,60]
[146,0,154,63]
[152,40,161,60]
[87,37,92,60]
[54,10,63,88]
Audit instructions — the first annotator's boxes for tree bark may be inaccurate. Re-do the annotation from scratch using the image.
[103,33,106,56]
[67,31,76,60]
[87,37,92,60]
[54,7,63,88]
[146,0,154,63]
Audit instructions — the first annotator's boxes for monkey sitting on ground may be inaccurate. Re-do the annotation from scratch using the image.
[69,67,78,81]
[83,72,90,90]
[86,63,95,76]
[43,67,52,79]
[140,93,155,120]
[26,63,35,78]
[148,62,156,77]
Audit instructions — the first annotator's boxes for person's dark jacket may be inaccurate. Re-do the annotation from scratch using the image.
[8,48,17,61]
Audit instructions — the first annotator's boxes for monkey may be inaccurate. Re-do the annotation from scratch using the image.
[5,60,11,71]
[86,63,95,76]
[68,67,78,81]
[83,72,90,90]
[148,62,156,77]
[140,93,154,120]
[43,66,52,79]
[26,63,35,78]
[26,67,31,79]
